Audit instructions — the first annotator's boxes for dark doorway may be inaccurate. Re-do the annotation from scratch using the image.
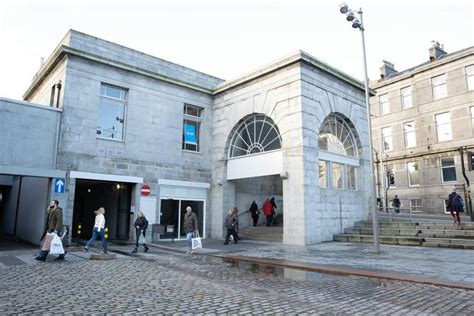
[73,180,132,241]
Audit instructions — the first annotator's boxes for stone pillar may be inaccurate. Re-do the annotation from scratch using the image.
[210,162,235,239]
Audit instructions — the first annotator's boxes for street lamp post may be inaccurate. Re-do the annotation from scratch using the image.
[339,3,380,254]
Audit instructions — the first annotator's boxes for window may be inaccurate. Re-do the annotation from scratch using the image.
[332,163,343,189]
[410,199,422,213]
[407,162,420,186]
[97,83,127,140]
[471,107,474,135]
[229,114,281,158]
[379,94,390,115]
[347,165,357,190]
[49,85,56,107]
[435,112,452,142]
[319,161,327,188]
[400,86,412,109]
[183,104,202,152]
[466,65,474,91]
[441,157,456,182]
[318,114,357,157]
[382,127,393,152]
[444,199,450,213]
[432,74,447,100]
[403,122,416,148]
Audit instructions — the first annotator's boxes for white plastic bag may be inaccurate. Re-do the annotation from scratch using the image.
[192,231,202,250]
[138,232,146,245]
[49,233,65,255]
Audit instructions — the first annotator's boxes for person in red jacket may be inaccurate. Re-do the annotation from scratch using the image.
[262,199,274,227]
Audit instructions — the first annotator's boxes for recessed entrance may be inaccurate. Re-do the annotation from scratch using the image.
[72,180,132,241]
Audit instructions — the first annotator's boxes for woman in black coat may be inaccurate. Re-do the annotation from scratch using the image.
[132,211,149,253]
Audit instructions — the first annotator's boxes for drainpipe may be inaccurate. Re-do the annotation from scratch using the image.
[459,147,473,222]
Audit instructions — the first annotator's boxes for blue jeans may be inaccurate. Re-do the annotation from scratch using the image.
[86,228,107,253]
[186,232,193,251]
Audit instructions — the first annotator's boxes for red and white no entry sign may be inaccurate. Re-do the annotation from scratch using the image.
[140,184,151,196]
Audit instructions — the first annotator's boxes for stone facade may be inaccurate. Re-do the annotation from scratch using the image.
[370,44,474,214]
[3,30,372,245]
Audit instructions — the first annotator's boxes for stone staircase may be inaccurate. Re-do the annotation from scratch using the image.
[334,215,474,249]
[240,225,283,243]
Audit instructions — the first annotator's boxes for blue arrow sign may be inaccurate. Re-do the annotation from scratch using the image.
[54,178,66,193]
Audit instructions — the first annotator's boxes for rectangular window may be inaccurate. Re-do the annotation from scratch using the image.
[441,157,456,182]
[97,83,127,140]
[407,162,420,186]
[466,65,474,91]
[319,161,327,188]
[444,199,450,213]
[403,122,416,148]
[379,94,390,115]
[182,104,202,152]
[382,127,393,152]
[332,163,343,189]
[435,112,452,142]
[432,74,447,100]
[400,86,412,109]
[410,199,422,213]
[471,107,474,135]
[347,166,357,190]
[49,85,56,107]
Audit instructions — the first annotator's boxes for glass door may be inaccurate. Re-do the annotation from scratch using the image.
[159,198,205,240]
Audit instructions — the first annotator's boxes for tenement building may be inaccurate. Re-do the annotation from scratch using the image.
[1,30,373,246]
[370,42,474,214]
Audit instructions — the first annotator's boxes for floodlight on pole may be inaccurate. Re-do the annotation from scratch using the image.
[339,3,380,254]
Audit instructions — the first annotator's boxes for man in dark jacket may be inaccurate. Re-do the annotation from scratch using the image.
[183,206,199,253]
[447,188,464,224]
[392,195,401,214]
[250,201,259,227]
[35,200,66,262]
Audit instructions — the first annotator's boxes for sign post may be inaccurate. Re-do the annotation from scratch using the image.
[140,185,151,196]
[54,178,66,193]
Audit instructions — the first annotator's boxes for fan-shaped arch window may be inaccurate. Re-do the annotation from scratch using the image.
[229,115,281,158]
[319,114,357,157]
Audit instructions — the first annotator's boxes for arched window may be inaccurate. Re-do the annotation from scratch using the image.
[229,114,281,158]
[319,114,357,157]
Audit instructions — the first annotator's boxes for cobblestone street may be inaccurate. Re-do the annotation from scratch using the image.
[1,248,474,315]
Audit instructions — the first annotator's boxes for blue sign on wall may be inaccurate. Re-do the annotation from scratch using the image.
[54,178,66,193]
[184,124,197,144]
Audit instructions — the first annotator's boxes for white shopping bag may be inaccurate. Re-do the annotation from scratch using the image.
[191,231,202,250]
[49,233,65,255]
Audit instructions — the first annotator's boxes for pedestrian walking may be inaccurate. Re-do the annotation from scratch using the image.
[262,199,273,227]
[183,206,199,254]
[232,207,242,240]
[132,211,149,253]
[35,200,66,262]
[447,187,465,224]
[249,200,259,227]
[224,209,238,245]
[83,207,107,254]
[392,195,401,214]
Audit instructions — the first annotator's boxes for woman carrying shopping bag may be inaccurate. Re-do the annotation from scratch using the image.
[83,207,107,254]
[132,211,149,253]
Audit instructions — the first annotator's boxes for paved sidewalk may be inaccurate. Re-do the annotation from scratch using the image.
[125,238,474,289]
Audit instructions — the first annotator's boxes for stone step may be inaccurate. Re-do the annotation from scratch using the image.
[356,221,474,230]
[240,226,283,242]
[345,227,474,239]
[333,234,423,246]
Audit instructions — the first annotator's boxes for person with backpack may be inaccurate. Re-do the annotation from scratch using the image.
[447,188,465,224]
[132,211,149,253]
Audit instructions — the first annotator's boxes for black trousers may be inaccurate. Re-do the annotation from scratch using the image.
[225,228,238,243]
[252,216,258,226]
[135,230,147,248]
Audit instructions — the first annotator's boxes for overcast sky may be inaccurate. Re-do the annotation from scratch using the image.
[0,0,472,100]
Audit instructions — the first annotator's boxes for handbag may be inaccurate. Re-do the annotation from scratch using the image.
[49,233,65,255]
[138,232,146,245]
[191,231,202,250]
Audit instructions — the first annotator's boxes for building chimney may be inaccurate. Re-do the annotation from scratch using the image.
[380,60,397,79]
[429,41,447,61]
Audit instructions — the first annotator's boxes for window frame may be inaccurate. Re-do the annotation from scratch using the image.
[379,93,390,115]
[382,127,393,152]
[466,65,474,91]
[319,160,328,189]
[400,86,413,109]
[432,74,447,100]
[182,104,203,153]
[410,199,422,213]
[440,157,457,183]
[407,161,420,187]
[435,112,452,142]
[96,83,128,141]
[403,121,416,148]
